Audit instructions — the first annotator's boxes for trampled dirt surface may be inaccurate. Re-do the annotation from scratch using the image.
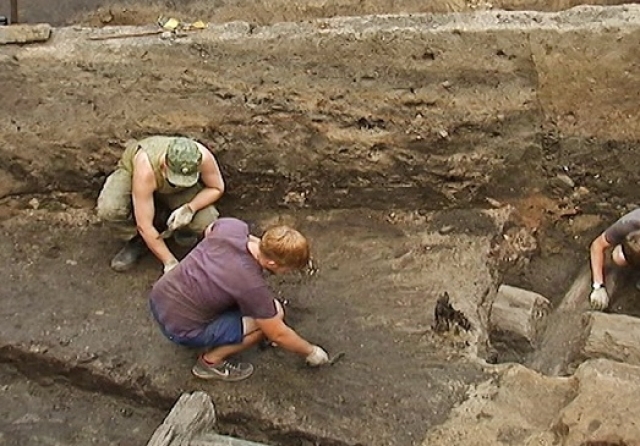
[0,363,164,445]
[1,206,494,445]
[3,1,640,445]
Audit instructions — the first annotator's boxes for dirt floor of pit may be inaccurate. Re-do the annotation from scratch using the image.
[4,2,640,445]
[0,363,164,446]
[0,204,502,446]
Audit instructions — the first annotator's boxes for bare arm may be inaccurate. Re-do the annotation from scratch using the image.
[256,317,315,357]
[590,232,611,286]
[132,153,176,264]
[187,147,225,212]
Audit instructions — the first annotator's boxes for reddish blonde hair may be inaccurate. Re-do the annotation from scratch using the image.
[260,225,310,269]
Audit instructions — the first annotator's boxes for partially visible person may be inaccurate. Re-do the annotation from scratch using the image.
[589,208,640,310]
[96,136,224,274]
[149,218,330,381]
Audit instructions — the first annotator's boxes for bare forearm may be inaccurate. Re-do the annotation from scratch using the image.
[138,225,175,264]
[590,242,606,285]
[188,188,223,212]
[269,326,314,357]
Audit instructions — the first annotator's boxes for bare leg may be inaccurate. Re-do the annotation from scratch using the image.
[202,302,285,364]
[202,329,264,364]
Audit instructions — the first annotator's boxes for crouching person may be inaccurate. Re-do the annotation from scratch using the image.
[96,135,224,274]
[589,208,640,311]
[149,217,330,381]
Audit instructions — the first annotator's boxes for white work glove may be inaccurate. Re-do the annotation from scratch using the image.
[589,284,609,311]
[167,204,195,231]
[305,345,330,367]
[163,257,179,274]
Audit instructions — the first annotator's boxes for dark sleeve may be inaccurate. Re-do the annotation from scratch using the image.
[236,285,278,320]
[604,216,640,245]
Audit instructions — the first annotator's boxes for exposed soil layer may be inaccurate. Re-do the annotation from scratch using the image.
[3,3,640,446]
[0,363,164,446]
[0,0,632,27]
[0,208,492,445]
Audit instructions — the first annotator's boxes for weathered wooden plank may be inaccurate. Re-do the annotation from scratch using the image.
[582,312,640,365]
[490,284,550,344]
[147,392,217,446]
[0,23,50,44]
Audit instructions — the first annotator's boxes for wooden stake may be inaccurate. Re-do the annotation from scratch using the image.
[10,0,18,24]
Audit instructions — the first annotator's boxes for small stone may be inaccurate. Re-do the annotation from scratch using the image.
[95,310,105,316]
[28,198,39,209]
[437,129,449,139]
[441,80,452,89]
[556,174,575,188]
[439,225,454,235]
[66,259,77,266]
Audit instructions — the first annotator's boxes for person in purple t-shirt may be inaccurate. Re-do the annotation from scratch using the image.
[149,217,330,381]
[589,208,640,310]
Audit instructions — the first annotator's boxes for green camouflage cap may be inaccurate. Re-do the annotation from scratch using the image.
[165,138,202,188]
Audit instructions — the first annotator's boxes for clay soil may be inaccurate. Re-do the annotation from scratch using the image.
[3,1,640,446]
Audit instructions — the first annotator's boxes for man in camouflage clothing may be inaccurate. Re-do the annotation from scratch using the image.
[97,136,225,274]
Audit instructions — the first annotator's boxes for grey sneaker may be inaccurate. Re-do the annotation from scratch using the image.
[110,234,148,272]
[191,356,254,382]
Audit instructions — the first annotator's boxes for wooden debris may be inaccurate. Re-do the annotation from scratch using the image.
[88,30,164,41]
[581,312,640,366]
[490,284,550,344]
[433,291,472,333]
[147,392,216,446]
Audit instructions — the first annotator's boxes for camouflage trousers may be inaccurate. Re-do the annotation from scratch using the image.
[96,168,219,239]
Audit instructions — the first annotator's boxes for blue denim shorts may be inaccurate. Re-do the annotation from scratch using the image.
[150,301,243,348]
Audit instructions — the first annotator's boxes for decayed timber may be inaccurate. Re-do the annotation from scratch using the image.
[147,392,217,446]
[581,312,640,365]
[193,434,272,446]
[490,284,550,344]
[10,0,18,24]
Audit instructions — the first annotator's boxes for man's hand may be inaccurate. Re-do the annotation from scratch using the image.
[167,204,195,231]
[589,285,609,311]
[163,257,179,274]
[306,345,330,367]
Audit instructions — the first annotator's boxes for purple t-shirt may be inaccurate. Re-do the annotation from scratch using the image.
[604,208,640,245]
[149,218,277,338]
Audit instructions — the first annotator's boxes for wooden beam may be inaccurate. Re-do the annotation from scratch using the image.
[10,0,18,24]
[490,284,550,344]
[581,312,640,365]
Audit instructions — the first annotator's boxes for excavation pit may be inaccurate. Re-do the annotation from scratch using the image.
[3,3,640,445]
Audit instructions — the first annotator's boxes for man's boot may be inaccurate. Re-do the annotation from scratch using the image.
[110,234,148,272]
[173,230,199,248]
